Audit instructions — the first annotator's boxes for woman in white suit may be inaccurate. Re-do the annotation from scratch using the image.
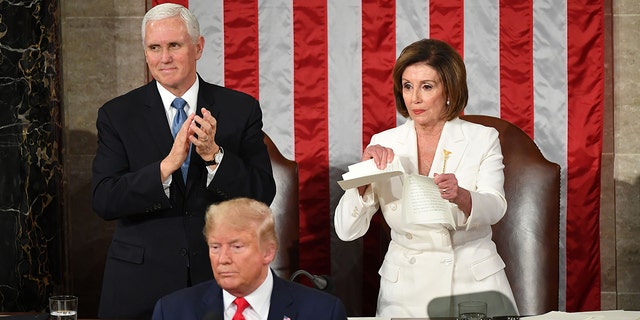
[334,39,518,318]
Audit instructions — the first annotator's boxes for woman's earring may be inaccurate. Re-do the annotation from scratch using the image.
[446,100,450,106]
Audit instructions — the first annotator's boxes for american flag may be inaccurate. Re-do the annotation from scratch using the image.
[154,0,604,313]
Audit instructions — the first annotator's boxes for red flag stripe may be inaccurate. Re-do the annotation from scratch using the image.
[499,0,534,137]
[361,0,397,313]
[223,0,260,100]
[429,0,464,55]
[153,0,188,7]
[293,0,330,275]
[361,0,396,148]
[566,0,604,311]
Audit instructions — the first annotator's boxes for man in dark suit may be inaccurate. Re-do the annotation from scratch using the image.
[91,3,276,319]
[151,198,347,320]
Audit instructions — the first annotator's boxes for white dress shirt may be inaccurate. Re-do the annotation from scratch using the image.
[223,271,273,320]
[156,80,219,196]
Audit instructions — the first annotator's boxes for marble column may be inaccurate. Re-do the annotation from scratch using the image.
[0,0,63,312]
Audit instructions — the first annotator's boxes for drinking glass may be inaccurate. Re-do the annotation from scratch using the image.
[49,295,78,320]
[458,300,487,320]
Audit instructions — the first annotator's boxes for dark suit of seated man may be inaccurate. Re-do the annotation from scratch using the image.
[152,198,347,320]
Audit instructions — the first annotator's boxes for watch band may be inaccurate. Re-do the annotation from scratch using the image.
[204,146,224,166]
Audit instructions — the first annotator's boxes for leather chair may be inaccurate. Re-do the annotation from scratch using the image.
[263,132,300,280]
[461,115,560,316]
[262,135,328,291]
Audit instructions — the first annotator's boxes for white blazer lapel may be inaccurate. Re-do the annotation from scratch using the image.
[432,118,468,176]
[395,120,419,174]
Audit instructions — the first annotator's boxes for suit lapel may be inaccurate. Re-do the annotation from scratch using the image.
[196,76,220,120]
[144,80,175,153]
[433,118,468,176]
[185,77,219,192]
[267,274,297,320]
[198,281,224,319]
[143,81,188,192]
[391,120,419,174]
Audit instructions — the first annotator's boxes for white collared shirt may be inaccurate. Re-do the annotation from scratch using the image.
[223,270,273,320]
[157,79,219,194]
[157,80,199,130]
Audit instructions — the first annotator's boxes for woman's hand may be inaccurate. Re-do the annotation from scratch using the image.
[362,144,395,169]
[356,145,395,196]
[434,173,472,215]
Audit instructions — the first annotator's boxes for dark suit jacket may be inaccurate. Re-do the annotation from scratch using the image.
[92,76,276,319]
[151,271,348,320]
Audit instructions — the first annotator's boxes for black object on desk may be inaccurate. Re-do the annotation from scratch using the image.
[0,314,49,320]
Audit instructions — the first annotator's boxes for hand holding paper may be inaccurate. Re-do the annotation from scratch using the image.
[402,174,455,229]
[337,157,405,190]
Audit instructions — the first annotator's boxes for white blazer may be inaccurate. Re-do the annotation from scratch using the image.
[335,118,518,318]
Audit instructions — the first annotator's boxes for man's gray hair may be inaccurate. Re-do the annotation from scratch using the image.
[141,3,201,46]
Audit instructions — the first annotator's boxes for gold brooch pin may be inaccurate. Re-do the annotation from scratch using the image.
[442,149,452,173]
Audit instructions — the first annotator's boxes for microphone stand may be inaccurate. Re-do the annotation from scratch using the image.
[289,269,330,291]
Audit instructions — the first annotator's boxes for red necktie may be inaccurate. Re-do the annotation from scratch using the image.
[232,297,250,320]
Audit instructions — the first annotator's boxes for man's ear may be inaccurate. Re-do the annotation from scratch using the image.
[195,36,205,58]
[262,242,277,265]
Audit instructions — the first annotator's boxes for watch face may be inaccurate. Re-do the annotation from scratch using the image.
[214,151,223,163]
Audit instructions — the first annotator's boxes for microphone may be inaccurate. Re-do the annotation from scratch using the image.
[289,269,331,291]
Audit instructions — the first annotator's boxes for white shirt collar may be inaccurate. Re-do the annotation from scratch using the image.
[157,78,200,124]
[223,270,273,320]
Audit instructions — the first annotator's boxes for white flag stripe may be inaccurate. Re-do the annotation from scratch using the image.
[532,0,569,307]
[396,0,428,127]
[259,0,295,159]
[191,0,224,86]
[533,0,568,165]
[328,0,363,192]
[464,0,500,117]
[396,0,429,58]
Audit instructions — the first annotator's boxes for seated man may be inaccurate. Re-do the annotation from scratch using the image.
[152,198,348,320]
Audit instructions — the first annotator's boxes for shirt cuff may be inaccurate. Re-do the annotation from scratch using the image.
[205,159,221,186]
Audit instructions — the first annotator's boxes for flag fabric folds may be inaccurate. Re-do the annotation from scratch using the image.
[154,0,604,312]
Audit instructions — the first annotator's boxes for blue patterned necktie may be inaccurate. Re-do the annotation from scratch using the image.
[171,97,190,183]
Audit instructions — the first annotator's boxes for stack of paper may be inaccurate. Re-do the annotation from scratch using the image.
[401,174,454,229]
[525,310,640,320]
[337,157,404,190]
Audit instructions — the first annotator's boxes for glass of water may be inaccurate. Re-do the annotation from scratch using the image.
[458,300,487,320]
[49,295,78,320]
